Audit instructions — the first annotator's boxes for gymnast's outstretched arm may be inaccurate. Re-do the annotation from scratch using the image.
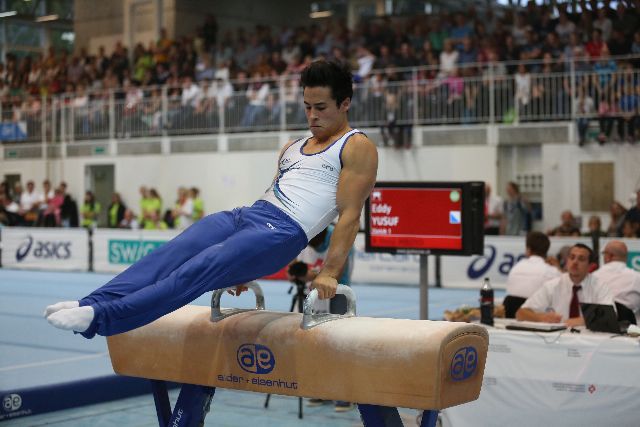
[311,133,377,299]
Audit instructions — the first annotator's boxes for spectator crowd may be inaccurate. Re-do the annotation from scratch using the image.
[1,1,639,143]
[3,177,639,242]
[0,180,205,231]
[485,183,640,239]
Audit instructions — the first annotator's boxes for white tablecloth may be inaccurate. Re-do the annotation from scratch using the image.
[442,328,640,427]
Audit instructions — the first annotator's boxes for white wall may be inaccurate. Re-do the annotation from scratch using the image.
[2,159,51,191]
[378,145,497,185]
[58,151,277,214]
[1,145,497,217]
[497,145,542,194]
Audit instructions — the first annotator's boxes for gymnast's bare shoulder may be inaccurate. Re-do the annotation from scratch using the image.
[337,132,378,206]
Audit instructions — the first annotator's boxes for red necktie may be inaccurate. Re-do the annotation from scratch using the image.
[569,285,582,318]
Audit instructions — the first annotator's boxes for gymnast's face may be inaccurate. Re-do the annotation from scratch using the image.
[303,86,350,141]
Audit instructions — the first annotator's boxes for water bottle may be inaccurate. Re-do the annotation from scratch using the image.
[480,277,494,326]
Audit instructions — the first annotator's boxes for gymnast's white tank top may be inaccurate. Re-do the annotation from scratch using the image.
[261,129,363,240]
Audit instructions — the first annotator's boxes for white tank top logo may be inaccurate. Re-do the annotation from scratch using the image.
[262,129,363,239]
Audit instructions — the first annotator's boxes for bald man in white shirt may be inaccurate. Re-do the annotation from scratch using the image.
[593,240,640,323]
[517,244,615,327]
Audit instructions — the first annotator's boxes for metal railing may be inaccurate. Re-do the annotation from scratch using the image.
[1,58,639,146]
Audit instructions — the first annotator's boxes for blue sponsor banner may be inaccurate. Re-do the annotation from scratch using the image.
[0,376,160,421]
[353,235,589,288]
[0,121,27,141]
[353,235,596,288]
[439,236,592,289]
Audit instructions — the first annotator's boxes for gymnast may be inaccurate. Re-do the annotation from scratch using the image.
[45,60,378,338]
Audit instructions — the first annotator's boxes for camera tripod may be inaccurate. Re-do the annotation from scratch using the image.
[263,278,307,419]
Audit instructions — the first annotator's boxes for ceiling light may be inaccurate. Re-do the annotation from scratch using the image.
[36,14,59,22]
[310,11,332,18]
[61,32,75,42]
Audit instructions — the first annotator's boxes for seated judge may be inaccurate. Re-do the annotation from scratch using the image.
[504,231,561,317]
[593,240,640,324]
[516,244,615,327]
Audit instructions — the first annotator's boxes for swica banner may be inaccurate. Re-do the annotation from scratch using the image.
[92,229,180,273]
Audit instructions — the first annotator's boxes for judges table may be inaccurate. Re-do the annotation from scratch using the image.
[442,327,640,427]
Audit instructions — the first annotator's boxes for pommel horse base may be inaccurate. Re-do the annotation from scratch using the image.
[107,283,489,427]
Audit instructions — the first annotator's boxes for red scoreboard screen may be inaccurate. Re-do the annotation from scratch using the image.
[365,182,485,255]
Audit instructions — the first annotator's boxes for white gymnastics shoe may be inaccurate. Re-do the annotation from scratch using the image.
[47,306,94,332]
[44,301,80,318]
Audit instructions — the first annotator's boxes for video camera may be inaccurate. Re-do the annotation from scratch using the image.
[287,261,308,296]
[287,261,308,279]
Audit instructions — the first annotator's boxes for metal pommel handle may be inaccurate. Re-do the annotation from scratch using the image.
[301,284,356,330]
[210,281,265,322]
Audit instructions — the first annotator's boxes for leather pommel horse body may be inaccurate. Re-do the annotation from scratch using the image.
[107,284,489,427]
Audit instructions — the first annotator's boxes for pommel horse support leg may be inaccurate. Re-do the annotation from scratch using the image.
[107,283,489,427]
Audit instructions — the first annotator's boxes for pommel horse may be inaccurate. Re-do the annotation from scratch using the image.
[107,283,489,427]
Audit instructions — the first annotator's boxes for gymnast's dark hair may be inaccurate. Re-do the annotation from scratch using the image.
[300,60,353,107]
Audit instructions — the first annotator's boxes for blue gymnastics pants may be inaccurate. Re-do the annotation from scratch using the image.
[78,200,307,338]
